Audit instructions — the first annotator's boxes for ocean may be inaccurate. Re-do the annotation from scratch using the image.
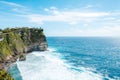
[9,37,120,80]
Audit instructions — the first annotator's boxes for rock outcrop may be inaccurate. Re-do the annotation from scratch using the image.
[19,54,26,61]
[0,27,48,79]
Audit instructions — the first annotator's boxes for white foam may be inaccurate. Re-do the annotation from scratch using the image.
[47,48,56,52]
[17,48,104,80]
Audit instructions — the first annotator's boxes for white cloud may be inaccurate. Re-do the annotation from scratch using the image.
[44,8,49,12]
[18,6,120,36]
[23,9,110,25]
[0,1,25,8]
[50,6,58,10]
[84,5,93,8]
[0,1,28,14]
[48,26,120,37]
[44,7,59,14]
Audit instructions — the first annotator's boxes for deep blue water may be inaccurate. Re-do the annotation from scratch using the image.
[9,37,120,80]
[47,37,120,79]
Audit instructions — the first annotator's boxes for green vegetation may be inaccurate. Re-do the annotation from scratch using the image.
[0,27,46,80]
[0,70,14,80]
[0,27,45,61]
[2,28,11,33]
[30,28,45,43]
[0,36,13,61]
[7,32,26,54]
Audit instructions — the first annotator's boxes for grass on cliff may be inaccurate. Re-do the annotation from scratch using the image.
[0,32,27,60]
[0,27,45,60]
[0,70,14,80]
[0,36,13,60]
[7,32,26,54]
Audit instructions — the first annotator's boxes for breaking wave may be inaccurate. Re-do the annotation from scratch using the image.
[16,48,107,80]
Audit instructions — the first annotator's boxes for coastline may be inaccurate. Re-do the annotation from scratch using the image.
[0,27,48,80]
[1,42,48,71]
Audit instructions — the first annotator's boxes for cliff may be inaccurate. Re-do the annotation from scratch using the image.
[0,27,48,79]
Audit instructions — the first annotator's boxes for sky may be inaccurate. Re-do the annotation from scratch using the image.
[0,0,120,37]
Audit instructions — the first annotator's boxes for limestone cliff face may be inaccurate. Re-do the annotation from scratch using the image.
[0,27,48,70]
[17,27,48,52]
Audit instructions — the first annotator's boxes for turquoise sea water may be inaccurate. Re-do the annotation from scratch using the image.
[9,37,120,80]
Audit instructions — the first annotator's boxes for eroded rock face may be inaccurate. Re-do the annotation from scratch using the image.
[0,64,4,70]
[39,42,48,51]
[19,54,26,61]
[27,42,48,52]
[0,27,48,79]
[0,27,48,70]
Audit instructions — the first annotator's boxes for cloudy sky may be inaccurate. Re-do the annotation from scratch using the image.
[0,0,120,36]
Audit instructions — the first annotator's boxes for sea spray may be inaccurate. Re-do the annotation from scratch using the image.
[16,48,104,80]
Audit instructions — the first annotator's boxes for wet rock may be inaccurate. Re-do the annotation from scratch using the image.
[19,54,26,61]
[39,42,48,51]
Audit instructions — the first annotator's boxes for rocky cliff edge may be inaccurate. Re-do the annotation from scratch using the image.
[0,27,48,70]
